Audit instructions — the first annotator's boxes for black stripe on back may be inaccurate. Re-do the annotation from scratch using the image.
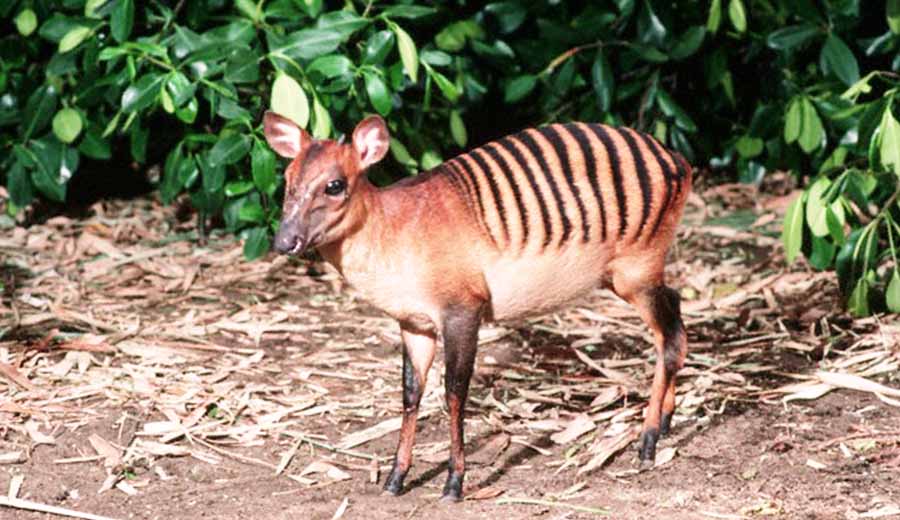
[455,155,501,246]
[442,164,474,211]
[483,144,529,248]
[540,125,590,242]
[673,151,688,199]
[618,128,653,237]
[495,137,554,250]
[587,125,628,238]
[468,149,510,245]
[448,160,494,245]
[565,123,607,242]
[637,133,674,237]
[445,161,475,212]
[515,130,572,246]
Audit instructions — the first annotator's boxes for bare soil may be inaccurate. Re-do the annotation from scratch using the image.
[1,182,899,520]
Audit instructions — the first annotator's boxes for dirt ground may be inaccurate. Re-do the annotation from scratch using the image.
[1,181,899,520]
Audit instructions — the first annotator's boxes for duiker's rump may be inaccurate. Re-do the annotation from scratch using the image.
[263,111,692,501]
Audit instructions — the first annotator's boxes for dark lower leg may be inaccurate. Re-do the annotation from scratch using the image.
[635,286,686,466]
[440,304,482,502]
[384,329,435,495]
[660,378,677,436]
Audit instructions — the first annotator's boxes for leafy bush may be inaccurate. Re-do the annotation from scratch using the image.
[1,0,898,314]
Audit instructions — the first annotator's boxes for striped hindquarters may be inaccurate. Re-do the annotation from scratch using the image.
[440,123,691,253]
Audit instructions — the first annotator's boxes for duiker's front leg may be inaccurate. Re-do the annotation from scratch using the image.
[383,327,436,495]
[440,304,483,502]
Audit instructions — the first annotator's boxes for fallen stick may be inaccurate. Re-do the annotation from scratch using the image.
[0,496,120,520]
[495,497,609,515]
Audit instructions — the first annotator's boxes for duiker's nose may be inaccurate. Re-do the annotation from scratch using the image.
[273,224,303,255]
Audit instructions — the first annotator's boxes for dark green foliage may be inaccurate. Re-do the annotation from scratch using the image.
[0,0,898,314]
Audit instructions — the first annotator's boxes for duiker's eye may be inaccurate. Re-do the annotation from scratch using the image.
[324,178,347,196]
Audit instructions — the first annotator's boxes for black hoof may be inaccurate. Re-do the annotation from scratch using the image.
[440,472,464,502]
[660,412,673,437]
[382,469,406,496]
[637,427,659,465]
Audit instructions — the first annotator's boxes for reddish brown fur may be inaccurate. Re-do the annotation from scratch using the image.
[263,111,692,500]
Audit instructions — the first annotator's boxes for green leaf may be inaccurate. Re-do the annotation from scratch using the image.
[784,98,802,143]
[450,110,467,147]
[243,227,270,260]
[888,0,900,34]
[7,161,34,208]
[887,270,900,312]
[782,193,804,263]
[435,20,483,52]
[847,277,869,316]
[79,126,111,160]
[656,90,697,132]
[209,133,251,167]
[735,136,763,158]
[825,205,845,244]
[15,9,38,36]
[52,108,83,144]
[380,5,437,19]
[363,70,392,116]
[393,24,419,83]
[390,137,417,169]
[429,69,460,102]
[225,52,261,84]
[421,149,442,170]
[591,51,614,112]
[225,180,254,197]
[363,31,395,64]
[166,72,196,108]
[728,0,746,33]
[59,26,92,53]
[176,98,198,124]
[879,108,900,177]
[798,98,824,153]
[805,176,831,237]
[820,35,859,86]
[27,139,76,202]
[121,74,165,112]
[270,28,344,62]
[766,24,820,51]
[808,235,836,270]
[670,26,706,60]
[484,2,527,33]
[160,90,175,113]
[271,73,309,128]
[504,75,537,103]
[22,85,58,140]
[251,140,277,196]
[308,55,354,79]
[315,11,369,39]
[312,97,331,139]
[238,201,265,222]
[111,0,134,43]
[235,0,263,22]
[707,0,722,33]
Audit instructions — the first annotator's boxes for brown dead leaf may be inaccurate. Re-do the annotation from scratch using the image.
[578,424,639,475]
[89,434,123,468]
[467,485,506,500]
[550,414,595,445]
[300,461,351,481]
[468,433,510,465]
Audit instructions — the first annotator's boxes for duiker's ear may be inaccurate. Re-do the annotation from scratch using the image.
[352,115,389,170]
[264,111,309,158]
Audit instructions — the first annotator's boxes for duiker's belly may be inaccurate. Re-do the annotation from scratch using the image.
[484,247,611,321]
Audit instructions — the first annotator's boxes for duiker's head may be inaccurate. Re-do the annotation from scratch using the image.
[263,111,389,255]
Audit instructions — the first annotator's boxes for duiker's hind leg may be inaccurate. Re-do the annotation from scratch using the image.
[612,268,687,467]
